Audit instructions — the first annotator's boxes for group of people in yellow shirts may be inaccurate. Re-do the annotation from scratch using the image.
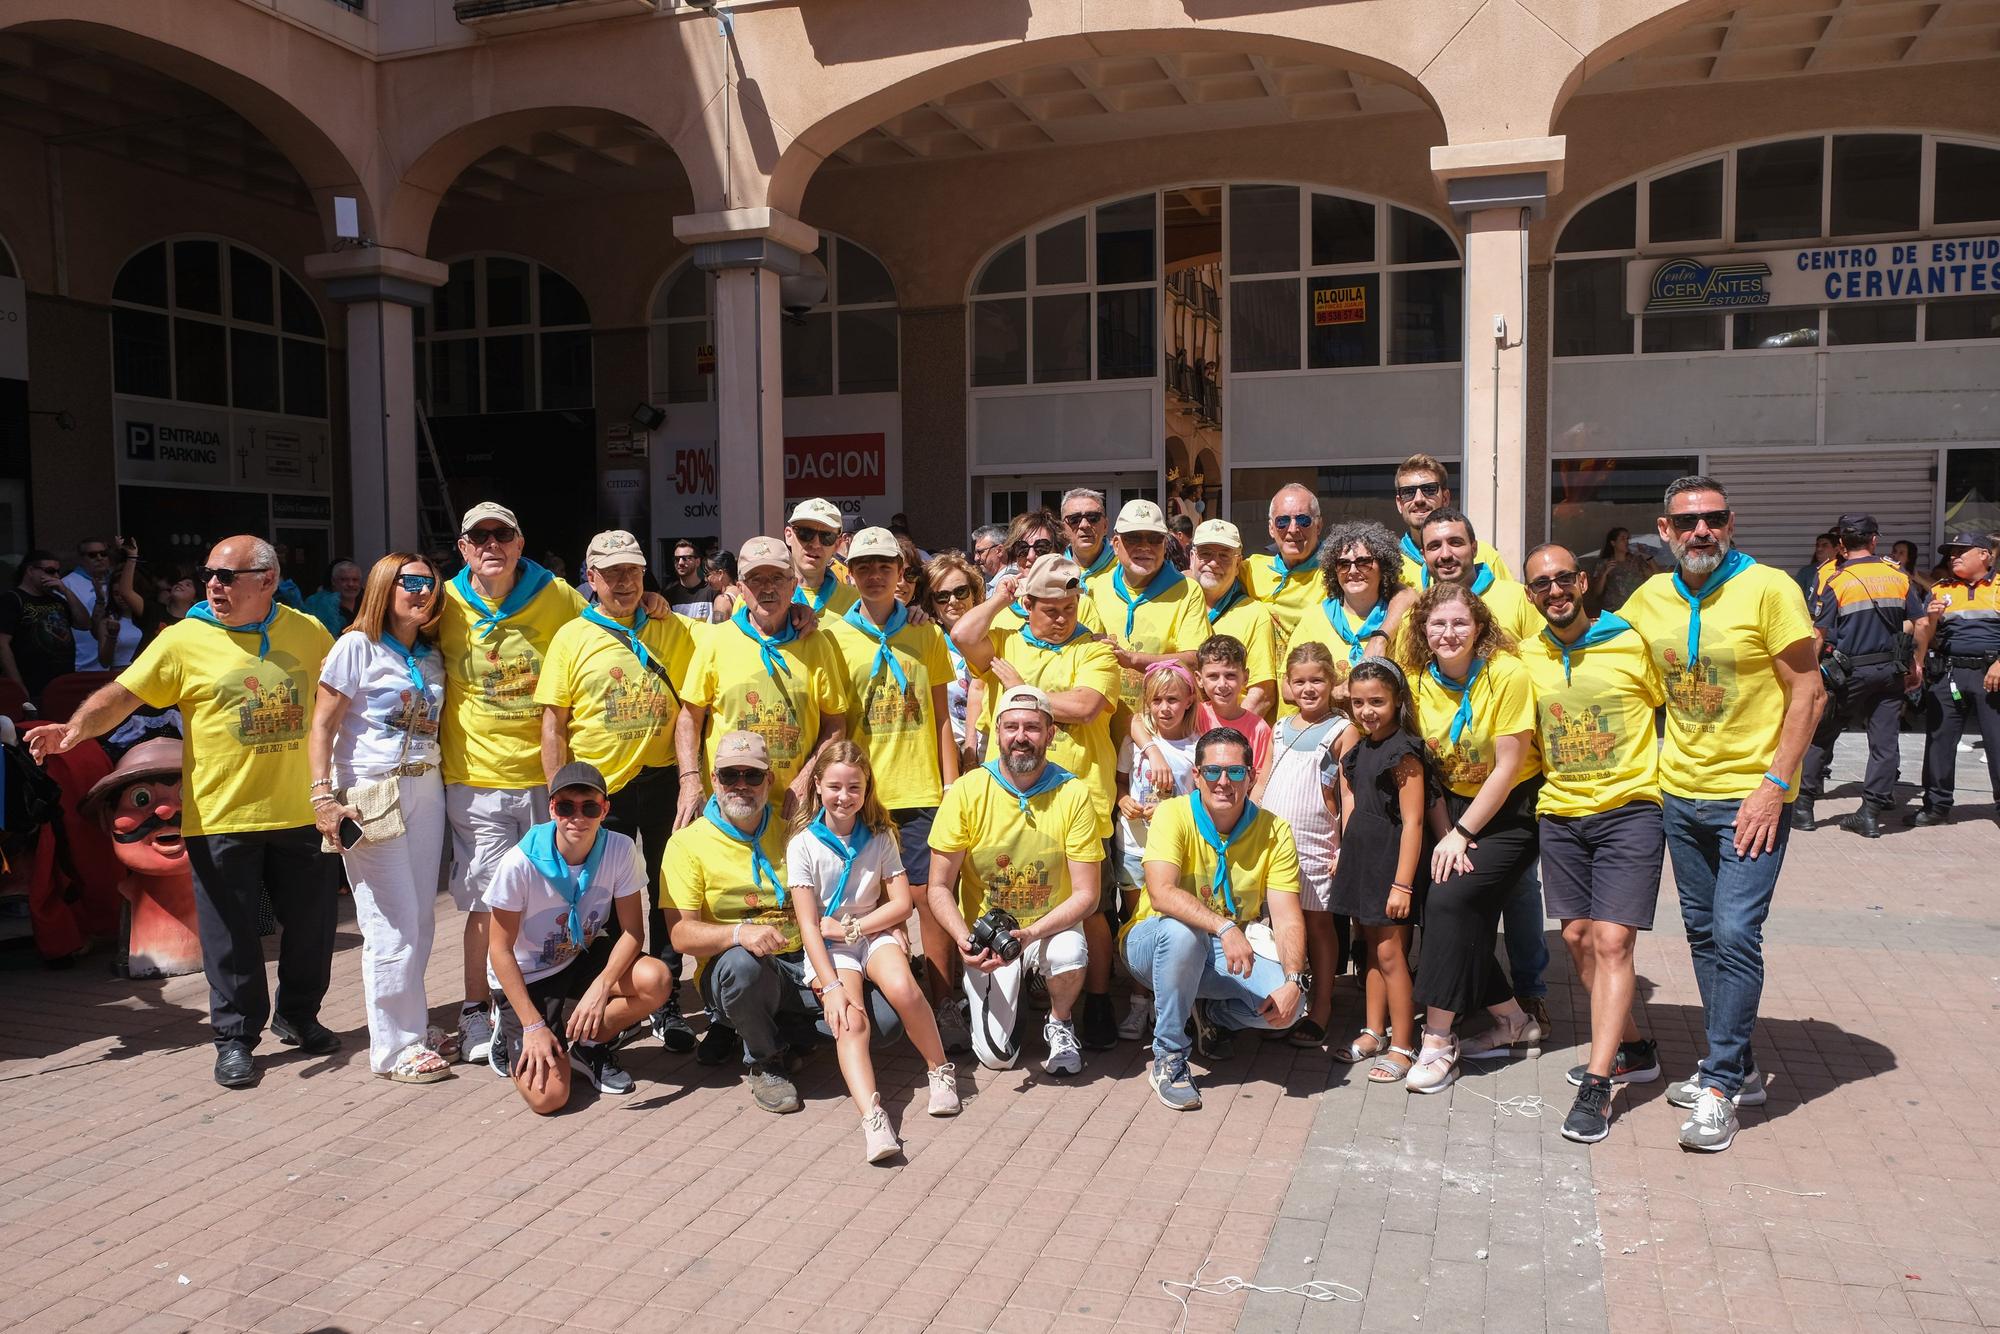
[29,458,1842,1160]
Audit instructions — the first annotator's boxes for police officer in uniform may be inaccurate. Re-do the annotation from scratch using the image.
[1797,513,1925,837]
[1908,532,2000,826]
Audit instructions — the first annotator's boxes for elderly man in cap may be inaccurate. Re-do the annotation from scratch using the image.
[1908,531,2000,826]
[787,498,860,617]
[538,529,702,1051]
[30,535,337,1088]
[1798,512,1925,837]
[927,685,1104,1075]
[1186,519,1279,719]
[664,731,903,1112]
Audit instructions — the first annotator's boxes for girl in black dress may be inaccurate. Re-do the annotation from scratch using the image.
[1331,657,1432,1083]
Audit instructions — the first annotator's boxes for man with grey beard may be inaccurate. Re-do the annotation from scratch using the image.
[1622,476,1823,1153]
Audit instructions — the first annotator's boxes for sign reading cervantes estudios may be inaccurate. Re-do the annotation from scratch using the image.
[1626,236,2000,315]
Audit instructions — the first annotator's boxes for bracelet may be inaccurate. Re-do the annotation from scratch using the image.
[1216,921,1240,936]
[1452,819,1477,841]
[731,922,743,948]
[522,1021,547,1037]
[309,779,334,791]
[1390,882,1413,893]
[821,980,843,993]
[1763,770,1791,793]
[309,793,339,807]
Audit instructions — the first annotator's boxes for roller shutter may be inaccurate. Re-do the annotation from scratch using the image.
[1714,450,1936,569]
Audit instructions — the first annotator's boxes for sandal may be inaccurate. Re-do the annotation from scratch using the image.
[426,1025,462,1063]
[1460,1010,1546,1061]
[381,1043,452,1084]
[1404,1031,1460,1095]
[1286,1019,1328,1048]
[1333,1028,1385,1063]
[1368,1045,1418,1083]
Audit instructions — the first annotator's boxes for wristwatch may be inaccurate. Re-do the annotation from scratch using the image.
[1285,971,1311,990]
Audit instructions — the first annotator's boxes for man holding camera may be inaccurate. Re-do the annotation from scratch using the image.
[927,685,1103,1075]
[1797,513,1925,837]
[1122,727,1305,1111]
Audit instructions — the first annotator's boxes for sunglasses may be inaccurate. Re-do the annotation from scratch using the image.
[1333,556,1378,571]
[197,565,271,586]
[1526,571,1582,595]
[934,585,976,605]
[1394,482,1443,502]
[1667,509,1731,533]
[30,564,61,577]
[553,799,605,819]
[1011,539,1059,560]
[1272,514,1315,531]
[463,525,518,546]
[397,574,438,594]
[792,527,840,548]
[1063,511,1106,528]
[1198,763,1251,783]
[716,767,767,787]
[79,548,109,559]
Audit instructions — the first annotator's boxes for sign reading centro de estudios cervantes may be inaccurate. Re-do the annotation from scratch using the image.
[1626,235,2000,315]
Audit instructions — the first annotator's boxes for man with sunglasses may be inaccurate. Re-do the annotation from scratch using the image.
[439,501,588,1074]
[787,498,860,617]
[1244,482,1324,653]
[538,529,703,1053]
[1623,476,1823,1152]
[30,536,338,1089]
[61,536,141,672]
[1061,488,1117,586]
[1,549,90,703]
[1122,727,1304,1111]
[1519,545,1667,1143]
[970,524,1010,591]
[665,731,903,1112]
[1391,454,1512,590]
[485,761,672,1111]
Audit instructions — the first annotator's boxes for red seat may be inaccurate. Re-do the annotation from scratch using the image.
[0,678,26,724]
[35,671,116,724]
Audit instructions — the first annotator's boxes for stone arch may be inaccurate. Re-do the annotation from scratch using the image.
[1546,0,1743,134]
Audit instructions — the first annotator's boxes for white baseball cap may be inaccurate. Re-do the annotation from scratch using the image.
[1191,519,1242,551]
[460,501,519,535]
[585,530,646,569]
[787,498,843,532]
[846,527,902,562]
[1115,499,1170,536]
[994,684,1053,718]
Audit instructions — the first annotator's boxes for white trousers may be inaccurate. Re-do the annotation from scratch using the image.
[342,771,448,1073]
[962,926,1086,1071]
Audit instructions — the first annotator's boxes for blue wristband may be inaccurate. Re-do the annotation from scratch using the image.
[1763,770,1790,792]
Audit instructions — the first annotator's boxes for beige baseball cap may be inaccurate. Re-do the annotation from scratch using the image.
[1115,498,1170,536]
[460,501,519,535]
[1191,519,1242,551]
[585,529,646,569]
[1020,552,1084,600]
[715,730,771,771]
[846,526,902,563]
[994,684,1053,719]
[787,498,843,532]
[738,535,794,576]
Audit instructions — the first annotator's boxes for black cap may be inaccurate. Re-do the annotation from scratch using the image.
[549,761,608,797]
[1939,532,1996,555]
[1835,512,1879,538]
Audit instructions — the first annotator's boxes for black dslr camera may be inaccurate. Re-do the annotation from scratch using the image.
[967,908,1023,963]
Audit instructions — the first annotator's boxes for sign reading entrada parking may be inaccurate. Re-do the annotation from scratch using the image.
[1627,234,2000,314]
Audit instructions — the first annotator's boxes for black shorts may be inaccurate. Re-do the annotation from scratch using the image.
[1539,801,1666,930]
[891,806,935,886]
[496,932,620,1053]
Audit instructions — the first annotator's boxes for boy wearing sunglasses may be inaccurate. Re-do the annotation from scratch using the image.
[485,762,670,1112]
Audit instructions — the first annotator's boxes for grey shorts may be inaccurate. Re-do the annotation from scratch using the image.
[446,783,549,911]
[1538,800,1666,930]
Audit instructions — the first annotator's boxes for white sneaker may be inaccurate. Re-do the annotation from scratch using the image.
[861,1094,900,1164]
[1678,1088,1739,1152]
[1117,994,1152,1042]
[1666,1065,1766,1109]
[458,1004,494,1065]
[1042,1017,1083,1076]
[926,1064,961,1116]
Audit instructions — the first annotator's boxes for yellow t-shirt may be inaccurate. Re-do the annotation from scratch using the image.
[534,610,699,794]
[118,607,332,836]
[1242,554,1323,657]
[794,570,860,617]
[992,597,1104,637]
[1123,794,1300,944]
[1412,652,1541,799]
[683,618,850,791]
[1622,564,1816,802]
[1205,590,1281,698]
[1393,577,1541,662]
[986,626,1122,837]
[928,765,1102,927]
[1400,538,1514,592]
[1283,597,1391,716]
[1520,623,1665,818]
[1087,568,1209,715]
[439,574,586,789]
[661,810,799,971]
[828,609,955,810]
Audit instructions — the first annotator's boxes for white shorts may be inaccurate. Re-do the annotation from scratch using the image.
[446,783,548,912]
[962,925,1087,1071]
[801,928,909,987]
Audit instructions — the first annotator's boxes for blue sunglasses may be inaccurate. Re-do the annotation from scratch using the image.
[397,574,438,594]
[1198,764,1251,783]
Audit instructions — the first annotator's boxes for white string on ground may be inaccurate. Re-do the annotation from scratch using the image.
[1162,1257,1363,1334]
[1456,1086,1548,1117]
[1728,1181,1826,1198]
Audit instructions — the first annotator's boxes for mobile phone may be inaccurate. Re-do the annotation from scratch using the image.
[337,816,365,850]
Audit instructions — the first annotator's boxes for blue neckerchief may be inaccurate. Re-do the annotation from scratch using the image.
[1268,550,1312,594]
[1542,613,1633,686]
[520,821,609,949]
[1467,563,1496,595]
[1190,795,1259,918]
[383,631,434,696]
[1400,532,1425,574]
[1323,597,1389,665]
[794,570,841,615]
[843,600,910,692]
[981,759,1075,813]
[1072,545,1114,580]
[703,795,786,907]
[188,600,279,660]
[944,635,967,680]
[1018,620,1092,653]
[1207,582,1248,626]
[581,604,653,673]
[451,559,555,641]
[1110,563,1186,638]
[731,604,798,681]
[806,814,872,916]
[1008,600,1030,622]
[1671,548,1754,665]
[1427,658,1486,747]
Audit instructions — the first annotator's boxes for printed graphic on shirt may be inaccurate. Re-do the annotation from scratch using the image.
[601,665,672,737]
[857,676,925,734]
[227,653,310,753]
[1426,735,1491,791]
[728,681,805,771]
[982,849,1056,922]
[1658,644,1732,728]
[374,685,443,742]
[1542,701,1620,774]
[466,624,543,716]
[530,904,608,973]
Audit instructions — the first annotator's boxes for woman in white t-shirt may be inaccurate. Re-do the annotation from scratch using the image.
[306,553,451,1083]
[788,741,959,1164]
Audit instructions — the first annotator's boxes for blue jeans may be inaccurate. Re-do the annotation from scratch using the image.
[1502,863,1549,1001]
[1123,916,1285,1059]
[1662,794,1791,1098]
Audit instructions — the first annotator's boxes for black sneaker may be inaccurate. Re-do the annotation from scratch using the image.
[1561,1074,1614,1143]
[1566,1038,1662,1087]
[1192,1002,1235,1062]
[271,1014,341,1055]
[569,1042,635,1095]
[1077,992,1118,1051]
[696,1021,739,1067]
[489,1028,512,1079]
[649,993,698,1053]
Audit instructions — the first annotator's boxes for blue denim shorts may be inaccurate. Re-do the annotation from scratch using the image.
[891,806,935,886]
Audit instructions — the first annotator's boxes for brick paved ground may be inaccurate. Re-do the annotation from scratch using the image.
[0,736,1995,1333]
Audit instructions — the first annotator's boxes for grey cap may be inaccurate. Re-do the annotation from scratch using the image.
[549,761,609,797]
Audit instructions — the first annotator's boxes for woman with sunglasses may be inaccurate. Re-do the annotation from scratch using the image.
[1283,520,1414,716]
[307,553,455,1083]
